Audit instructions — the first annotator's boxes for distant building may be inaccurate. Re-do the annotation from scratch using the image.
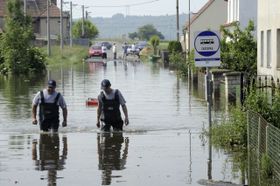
[257,0,280,80]
[224,0,257,37]
[0,0,69,40]
[183,0,228,53]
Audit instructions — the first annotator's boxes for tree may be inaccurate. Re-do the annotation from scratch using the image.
[129,24,164,41]
[128,32,138,40]
[149,35,160,55]
[220,20,257,78]
[0,0,46,74]
[72,19,99,39]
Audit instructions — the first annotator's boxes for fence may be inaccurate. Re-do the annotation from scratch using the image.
[247,110,280,184]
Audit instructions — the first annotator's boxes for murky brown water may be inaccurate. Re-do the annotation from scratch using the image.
[0,59,243,185]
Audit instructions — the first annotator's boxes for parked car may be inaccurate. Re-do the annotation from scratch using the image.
[88,45,102,57]
[127,45,140,57]
[136,41,147,51]
[97,41,112,50]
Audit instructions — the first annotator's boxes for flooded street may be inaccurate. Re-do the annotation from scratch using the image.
[0,60,243,185]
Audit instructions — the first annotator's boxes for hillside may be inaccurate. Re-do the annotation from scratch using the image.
[89,13,188,40]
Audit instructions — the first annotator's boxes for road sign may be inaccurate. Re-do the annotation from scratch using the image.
[194,30,221,67]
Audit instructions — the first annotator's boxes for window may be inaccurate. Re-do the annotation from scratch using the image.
[277,29,280,68]
[267,30,271,68]
[261,31,264,67]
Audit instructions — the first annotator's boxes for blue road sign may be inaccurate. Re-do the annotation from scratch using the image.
[194,30,221,67]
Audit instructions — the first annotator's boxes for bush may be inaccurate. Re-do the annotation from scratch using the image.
[269,92,280,128]
[244,90,280,128]
[169,52,187,76]
[245,90,270,118]
[28,47,46,74]
[167,41,182,53]
[261,153,273,179]
[211,106,247,148]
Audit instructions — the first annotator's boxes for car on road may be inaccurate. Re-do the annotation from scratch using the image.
[88,45,102,57]
[126,45,140,57]
[96,41,112,50]
[136,41,147,51]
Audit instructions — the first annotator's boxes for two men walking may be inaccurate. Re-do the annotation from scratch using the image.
[32,79,129,132]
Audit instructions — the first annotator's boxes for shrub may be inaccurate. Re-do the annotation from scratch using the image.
[28,47,46,74]
[167,41,182,53]
[211,106,247,148]
[261,153,273,179]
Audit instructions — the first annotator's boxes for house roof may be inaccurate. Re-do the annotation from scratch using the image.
[40,4,69,18]
[184,0,215,30]
[0,0,67,18]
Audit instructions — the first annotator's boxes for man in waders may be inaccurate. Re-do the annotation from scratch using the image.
[96,79,129,131]
[32,80,68,132]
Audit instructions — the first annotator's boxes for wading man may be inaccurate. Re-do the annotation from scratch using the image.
[96,79,129,131]
[32,80,68,132]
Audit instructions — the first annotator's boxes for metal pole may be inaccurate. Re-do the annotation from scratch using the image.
[188,0,191,56]
[176,0,179,41]
[82,5,85,37]
[24,0,27,16]
[70,1,73,47]
[206,67,212,180]
[207,67,212,128]
[47,0,51,56]
[60,0,64,49]
[187,0,191,80]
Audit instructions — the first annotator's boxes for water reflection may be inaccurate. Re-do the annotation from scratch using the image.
[0,75,45,119]
[97,132,129,185]
[32,133,68,185]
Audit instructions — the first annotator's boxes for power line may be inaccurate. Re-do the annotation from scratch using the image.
[83,0,160,8]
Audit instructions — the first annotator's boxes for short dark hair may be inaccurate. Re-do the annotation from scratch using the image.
[48,80,56,88]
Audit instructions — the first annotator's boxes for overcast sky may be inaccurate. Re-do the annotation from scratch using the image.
[60,0,208,18]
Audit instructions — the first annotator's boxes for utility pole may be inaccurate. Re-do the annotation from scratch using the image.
[47,0,51,56]
[60,0,64,49]
[70,1,73,47]
[86,11,91,19]
[187,0,191,80]
[188,0,191,57]
[176,0,179,41]
[24,0,27,16]
[82,5,85,37]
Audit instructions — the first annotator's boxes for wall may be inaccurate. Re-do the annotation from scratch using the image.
[39,17,69,39]
[257,0,280,80]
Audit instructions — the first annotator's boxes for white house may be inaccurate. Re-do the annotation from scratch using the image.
[183,0,227,53]
[225,0,257,36]
[257,0,280,80]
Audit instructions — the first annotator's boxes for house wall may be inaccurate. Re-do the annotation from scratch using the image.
[226,0,257,37]
[239,0,257,29]
[39,17,69,39]
[257,0,280,80]
[185,0,227,52]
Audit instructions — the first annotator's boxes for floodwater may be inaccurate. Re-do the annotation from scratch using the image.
[0,58,243,185]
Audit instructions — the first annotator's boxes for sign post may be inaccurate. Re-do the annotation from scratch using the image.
[194,30,221,180]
